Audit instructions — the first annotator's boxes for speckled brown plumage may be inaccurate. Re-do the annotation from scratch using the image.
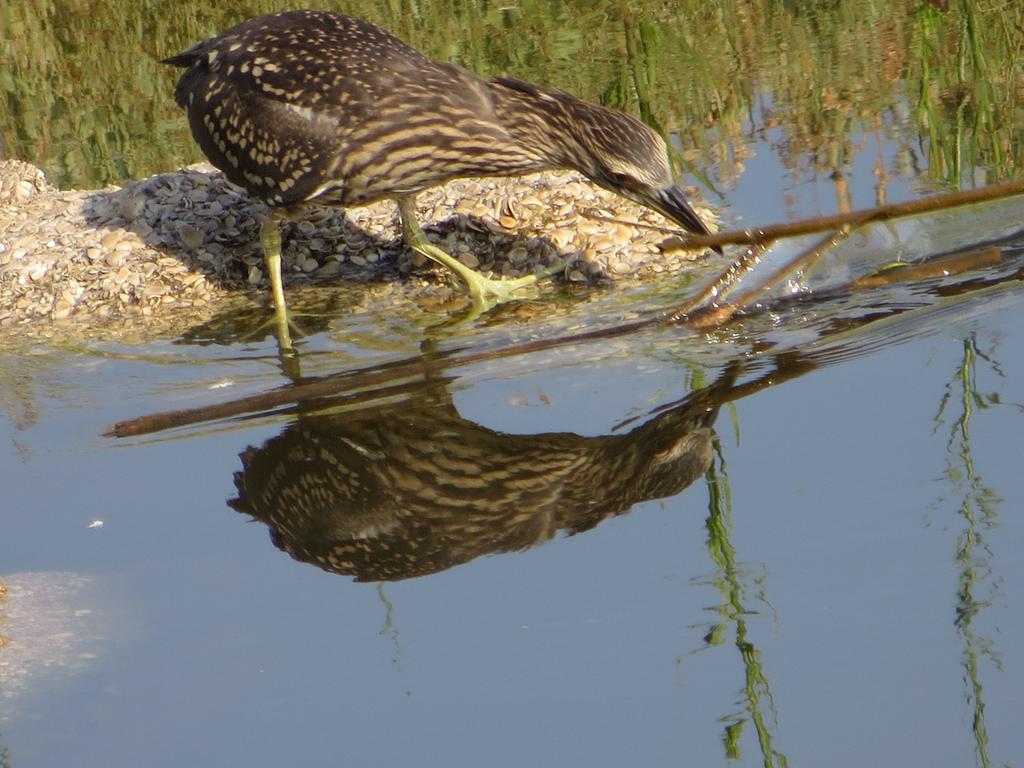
[164,10,714,236]
[229,367,739,582]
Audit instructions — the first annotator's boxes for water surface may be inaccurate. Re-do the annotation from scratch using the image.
[2,1,1023,766]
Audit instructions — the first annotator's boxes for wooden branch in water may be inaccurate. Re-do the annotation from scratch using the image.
[108,242,1015,438]
[105,313,666,438]
[108,185,1022,439]
[659,181,1024,253]
[107,238,1017,440]
[845,246,1003,290]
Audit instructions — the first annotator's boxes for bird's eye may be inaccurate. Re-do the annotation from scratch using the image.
[610,172,640,190]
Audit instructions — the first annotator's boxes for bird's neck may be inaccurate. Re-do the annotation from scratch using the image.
[487,77,593,174]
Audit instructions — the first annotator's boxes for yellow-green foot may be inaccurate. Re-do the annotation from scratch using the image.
[398,196,565,313]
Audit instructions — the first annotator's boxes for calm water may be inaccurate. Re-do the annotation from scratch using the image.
[2,1,1024,766]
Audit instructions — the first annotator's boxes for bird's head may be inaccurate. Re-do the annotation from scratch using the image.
[490,77,715,247]
[572,109,714,242]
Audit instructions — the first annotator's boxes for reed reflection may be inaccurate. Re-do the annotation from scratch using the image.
[229,363,746,582]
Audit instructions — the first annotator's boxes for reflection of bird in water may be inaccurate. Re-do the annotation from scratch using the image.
[229,365,739,581]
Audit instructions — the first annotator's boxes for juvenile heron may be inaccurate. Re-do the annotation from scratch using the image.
[164,10,714,330]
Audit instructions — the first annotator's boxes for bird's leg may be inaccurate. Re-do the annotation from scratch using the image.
[259,211,298,358]
[397,197,564,310]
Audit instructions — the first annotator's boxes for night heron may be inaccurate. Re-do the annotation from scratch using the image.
[164,10,715,335]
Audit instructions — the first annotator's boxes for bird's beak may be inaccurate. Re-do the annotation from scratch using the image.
[650,185,722,254]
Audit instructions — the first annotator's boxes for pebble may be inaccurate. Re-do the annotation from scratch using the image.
[131,221,153,239]
[178,224,204,250]
[119,193,145,221]
[100,231,122,250]
[316,261,342,277]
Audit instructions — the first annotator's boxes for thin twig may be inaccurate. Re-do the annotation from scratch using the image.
[675,220,867,327]
[659,182,1024,252]
[106,313,667,437]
